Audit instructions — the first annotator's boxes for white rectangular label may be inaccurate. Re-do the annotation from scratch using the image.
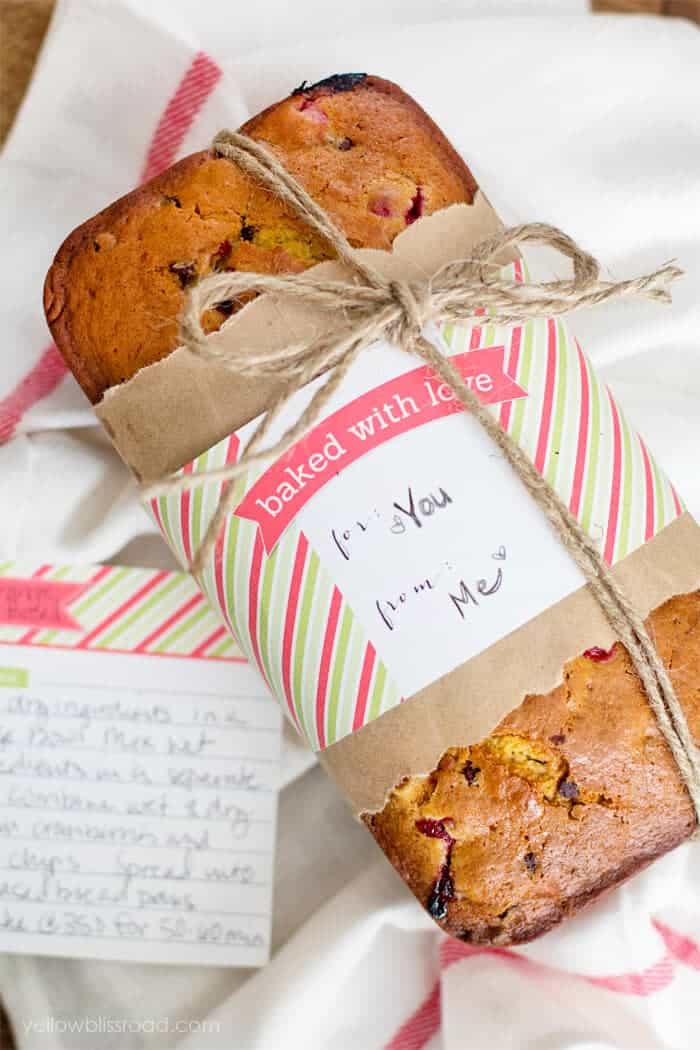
[308,426,579,694]
[0,644,280,967]
[276,345,585,698]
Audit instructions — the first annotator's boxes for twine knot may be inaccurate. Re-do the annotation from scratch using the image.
[143,131,700,828]
[387,279,428,346]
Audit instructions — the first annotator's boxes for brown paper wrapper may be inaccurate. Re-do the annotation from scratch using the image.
[96,194,700,816]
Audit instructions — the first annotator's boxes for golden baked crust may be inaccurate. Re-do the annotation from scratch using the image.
[365,591,700,944]
[44,74,478,402]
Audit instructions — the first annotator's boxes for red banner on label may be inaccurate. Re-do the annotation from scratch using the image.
[235,347,527,552]
[0,578,85,630]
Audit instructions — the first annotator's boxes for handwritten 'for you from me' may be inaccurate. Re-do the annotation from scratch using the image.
[329,485,506,632]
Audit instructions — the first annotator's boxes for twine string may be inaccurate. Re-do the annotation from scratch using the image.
[143,131,699,824]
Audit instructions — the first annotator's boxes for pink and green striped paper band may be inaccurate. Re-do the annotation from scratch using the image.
[150,261,683,750]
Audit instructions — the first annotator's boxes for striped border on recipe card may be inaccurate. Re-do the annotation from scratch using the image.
[0,562,243,662]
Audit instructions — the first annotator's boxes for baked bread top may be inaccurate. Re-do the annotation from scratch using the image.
[44,74,478,402]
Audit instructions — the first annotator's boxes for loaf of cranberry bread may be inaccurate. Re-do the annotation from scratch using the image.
[44,74,699,945]
[367,592,700,944]
[44,74,477,403]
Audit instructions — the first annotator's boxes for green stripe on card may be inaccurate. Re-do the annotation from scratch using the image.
[95,575,183,647]
[38,567,133,645]
[263,534,296,702]
[326,607,354,744]
[292,550,320,742]
[190,450,208,554]
[651,457,666,533]
[303,569,334,749]
[73,567,131,616]
[158,495,175,554]
[225,518,243,644]
[338,622,364,740]
[256,548,280,690]
[545,320,568,488]
[381,678,402,720]
[154,603,210,652]
[0,667,28,688]
[227,476,248,638]
[617,410,635,560]
[367,662,388,724]
[45,566,73,581]
[210,637,236,658]
[580,360,602,536]
[509,321,535,445]
[441,324,455,348]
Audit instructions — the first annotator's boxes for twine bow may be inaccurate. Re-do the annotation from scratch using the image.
[144,130,700,824]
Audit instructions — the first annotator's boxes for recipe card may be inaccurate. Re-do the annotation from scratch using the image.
[0,562,281,967]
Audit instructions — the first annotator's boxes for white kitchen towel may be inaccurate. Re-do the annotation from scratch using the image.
[1,1,700,1049]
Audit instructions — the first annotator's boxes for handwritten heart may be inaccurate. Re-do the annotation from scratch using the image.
[492,546,506,561]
